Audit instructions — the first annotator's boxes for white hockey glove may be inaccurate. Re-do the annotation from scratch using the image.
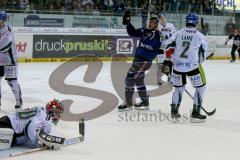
[37,129,65,150]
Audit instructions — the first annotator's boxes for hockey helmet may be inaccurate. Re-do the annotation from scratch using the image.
[186,13,198,27]
[0,10,7,21]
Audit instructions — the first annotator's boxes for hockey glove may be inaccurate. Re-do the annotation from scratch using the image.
[37,129,65,150]
[122,9,131,25]
[162,60,172,75]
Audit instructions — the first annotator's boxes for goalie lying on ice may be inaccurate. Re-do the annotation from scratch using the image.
[0,99,65,150]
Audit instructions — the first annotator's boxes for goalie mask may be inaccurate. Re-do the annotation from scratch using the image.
[46,99,64,125]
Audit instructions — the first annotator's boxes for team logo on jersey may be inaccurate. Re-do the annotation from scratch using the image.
[161,28,172,32]
[144,32,155,40]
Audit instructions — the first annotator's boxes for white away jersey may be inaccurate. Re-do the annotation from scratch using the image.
[157,22,176,63]
[166,27,208,72]
[0,24,18,65]
[159,22,176,43]
[8,106,52,147]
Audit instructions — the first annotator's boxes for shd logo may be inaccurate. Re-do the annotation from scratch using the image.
[33,35,115,58]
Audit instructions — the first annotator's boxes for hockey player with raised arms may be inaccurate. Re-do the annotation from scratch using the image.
[0,10,22,109]
[162,13,208,122]
[0,99,65,150]
[118,10,163,111]
[156,14,176,85]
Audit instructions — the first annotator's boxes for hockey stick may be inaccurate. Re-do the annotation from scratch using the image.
[206,53,214,60]
[184,89,216,116]
[9,118,85,157]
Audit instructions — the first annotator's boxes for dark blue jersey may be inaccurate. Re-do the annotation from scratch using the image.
[127,23,163,62]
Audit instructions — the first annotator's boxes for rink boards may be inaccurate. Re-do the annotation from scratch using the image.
[13,27,234,62]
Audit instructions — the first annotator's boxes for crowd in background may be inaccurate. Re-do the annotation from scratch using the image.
[0,0,220,15]
[2,0,236,36]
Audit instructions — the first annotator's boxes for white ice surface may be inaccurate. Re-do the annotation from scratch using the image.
[0,60,240,160]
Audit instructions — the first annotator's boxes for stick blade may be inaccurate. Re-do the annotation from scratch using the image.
[206,108,216,116]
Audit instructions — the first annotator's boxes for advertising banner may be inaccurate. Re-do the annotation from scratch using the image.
[72,15,129,29]
[32,35,140,58]
[206,36,232,58]
[24,15,64,27]
[14,33,33,59]
[216,0,240,11]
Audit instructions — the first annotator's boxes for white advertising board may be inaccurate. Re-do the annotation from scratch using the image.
[206,36,232,58]
[14,33,33,59]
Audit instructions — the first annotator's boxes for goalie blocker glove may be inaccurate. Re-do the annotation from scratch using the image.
[122,9,131,25]
[37,129,65,150]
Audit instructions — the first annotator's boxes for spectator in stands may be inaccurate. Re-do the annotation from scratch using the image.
[73,0,84,12]
[112,0,124,11]
[202,0,212,14]
[84,3,94,12]
[198,17,210,35]
[0,0,10,8]
[92,5,100,15]
[19,0,30,10]
[155,0,163,12]
[224,17,236,35]
[65,0,73,10]
[85,0,93,4]
[0,0,221,16]
[204,23,210,35]
[101,0,114,11]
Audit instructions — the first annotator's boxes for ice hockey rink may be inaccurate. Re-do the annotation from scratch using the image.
[0,60,240,160]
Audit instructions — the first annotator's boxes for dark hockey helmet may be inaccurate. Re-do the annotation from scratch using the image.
[46,99,64,125]
[186,12,198,27]
[0,10,7,21]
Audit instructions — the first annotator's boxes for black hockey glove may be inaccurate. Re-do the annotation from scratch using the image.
[122,9,132,25]
[162,60,173,75]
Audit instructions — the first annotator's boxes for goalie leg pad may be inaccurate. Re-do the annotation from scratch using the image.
[0,128,14,150]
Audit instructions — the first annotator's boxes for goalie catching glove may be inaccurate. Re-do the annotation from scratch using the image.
[122,9,131,25]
